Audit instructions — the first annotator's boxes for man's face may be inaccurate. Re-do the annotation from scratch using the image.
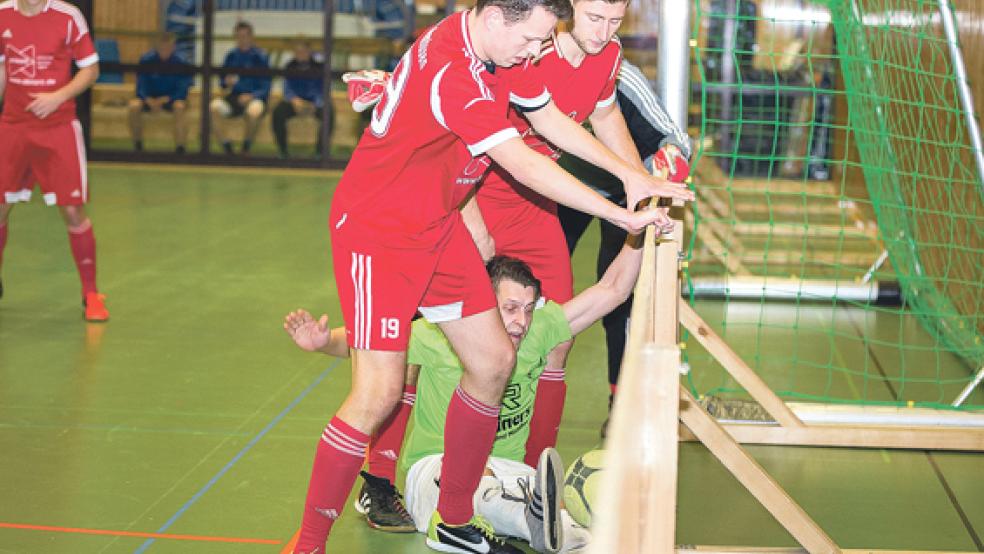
[570,0,626,55]
[485,6,558,67]
[293,44,311,63]
[495,279,539,349]
[235,27,254,50]
[157,40,176,59]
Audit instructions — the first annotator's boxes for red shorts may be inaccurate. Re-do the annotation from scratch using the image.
[331,215,496,351]
[477,168,574,303]
[0,120,88,206]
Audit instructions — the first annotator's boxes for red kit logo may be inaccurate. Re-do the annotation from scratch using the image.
[6,44,36,78]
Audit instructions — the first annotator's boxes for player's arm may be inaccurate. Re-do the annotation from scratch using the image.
[0,61,6,102]
[284,309,350,358]
[523,102,693,209]
[588,101,646,172]
[460,193,495,262]
[562,239,644,335]
[26,64,99,120]
[618,60,692,159]
[487,138,671,235]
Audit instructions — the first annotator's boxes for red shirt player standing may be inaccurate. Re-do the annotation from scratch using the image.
[0,0,107,321]
[292,1,681,553]
[465,0,692,468]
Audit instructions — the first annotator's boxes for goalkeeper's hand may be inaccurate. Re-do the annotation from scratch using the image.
[342,69,390,113]
[652,144,690,183]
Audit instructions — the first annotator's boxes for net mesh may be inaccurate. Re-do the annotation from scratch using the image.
[686,0,984,410]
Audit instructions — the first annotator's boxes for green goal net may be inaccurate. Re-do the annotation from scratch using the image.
[685,0,984,411]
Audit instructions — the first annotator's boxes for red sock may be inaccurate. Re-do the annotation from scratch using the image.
[67,220,97,296]
[610,383,618,396]
[296,417,369,553]
[437,385,500,525]
[524,368,567,467]
[0,221,7,271]
[367,384,416,483]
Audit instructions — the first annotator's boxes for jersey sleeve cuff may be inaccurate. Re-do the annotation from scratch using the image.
[596,91,617,109]
[510,87,551,112]
[467,127,520,156]
[76,53,99,68]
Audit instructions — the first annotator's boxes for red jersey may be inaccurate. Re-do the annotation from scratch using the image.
[330,10,549,249]
[0,0,98,127]
[477,36,621,208]
[512,35,621,160]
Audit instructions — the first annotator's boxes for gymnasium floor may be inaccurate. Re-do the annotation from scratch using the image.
[0,165,981,553]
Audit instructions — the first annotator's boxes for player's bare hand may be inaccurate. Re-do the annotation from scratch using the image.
[622,171,694,212]
[614,205,674,235]
[237,93,254,106]
[26,91,67,119]
[284,309,331,352]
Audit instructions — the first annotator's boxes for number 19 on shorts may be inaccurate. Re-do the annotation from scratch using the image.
[381,317,400,339]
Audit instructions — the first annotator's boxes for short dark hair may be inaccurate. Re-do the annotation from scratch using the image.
[487,255,542,298]
[234,21,254,34]
[476,0,573,23]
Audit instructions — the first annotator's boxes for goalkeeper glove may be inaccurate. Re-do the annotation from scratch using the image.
[342,69,390,113]
[652,144,690,183]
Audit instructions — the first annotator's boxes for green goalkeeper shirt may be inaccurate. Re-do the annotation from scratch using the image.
[401,301,573,472]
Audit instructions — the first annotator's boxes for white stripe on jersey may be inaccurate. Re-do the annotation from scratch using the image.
[50,0,90,40]
[430,62,452,130]
[510,88,551,109]
[460,10,477,59]
[596,90,617,109]
[467,127,519,156]
[77,53,99,68]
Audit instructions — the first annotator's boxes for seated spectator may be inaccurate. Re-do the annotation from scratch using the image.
[271,41,333,159]
[127,32,192,153]
[210,21,271,155]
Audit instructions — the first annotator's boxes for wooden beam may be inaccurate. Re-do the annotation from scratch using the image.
[589,346,681,554]
[625,226,659,354]
[654,221,683,346]
[678,421,984,451]
[679,388,841,554]
[679,302,804,428]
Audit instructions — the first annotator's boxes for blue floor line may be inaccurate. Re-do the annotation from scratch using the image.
[133,360,341,553]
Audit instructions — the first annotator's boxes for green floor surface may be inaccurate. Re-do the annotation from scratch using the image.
[0,165,980,553]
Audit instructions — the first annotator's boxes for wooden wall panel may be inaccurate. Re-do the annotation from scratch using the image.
[93,0,160,63]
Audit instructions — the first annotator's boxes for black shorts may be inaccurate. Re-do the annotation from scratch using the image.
[222,93,265,117]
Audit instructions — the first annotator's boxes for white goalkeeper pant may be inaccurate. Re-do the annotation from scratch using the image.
[405,454,590,553]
